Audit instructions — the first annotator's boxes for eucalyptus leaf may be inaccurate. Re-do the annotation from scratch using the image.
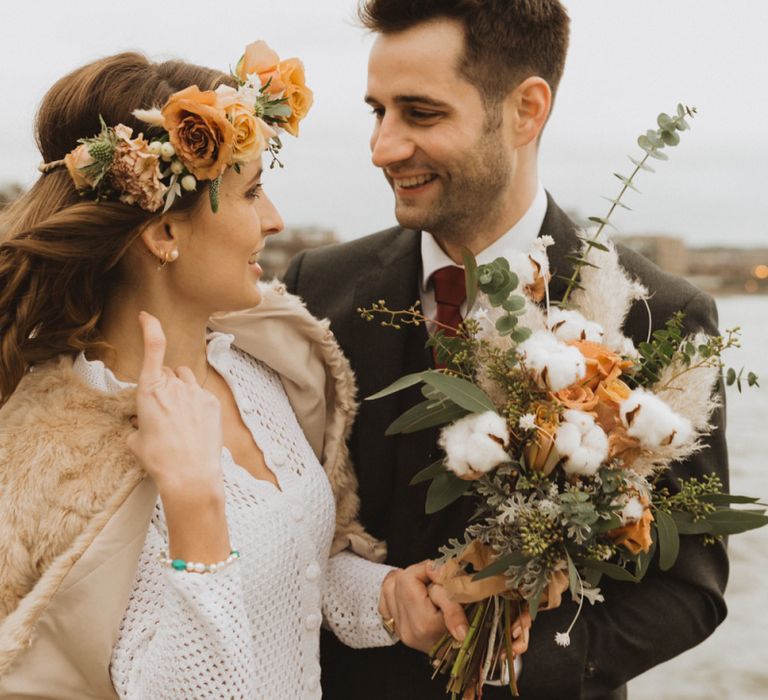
[386,399,469,435]
[647,149,669,161]
[566,255,600,270]
[700,494,764,506]
[627,156,655,174]
[511,326,532,344]
[657,113,675,130]
[582,238,611,253]
[422,372,496,413]
[655,509,680,571]
[495,314,518,336]
[410,459,448,485]
[613,173,641,193]
[425,471,472,514]
[366,371,429,401]
[501,296,526,313]
[637,135,654,152]
[645,130,664,148]
[582,561,640,583]
[661,130,681,147]
[672,509,768,535]
[602,194,634,209]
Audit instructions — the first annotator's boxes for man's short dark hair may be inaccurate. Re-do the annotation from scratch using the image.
[359,0,570,108]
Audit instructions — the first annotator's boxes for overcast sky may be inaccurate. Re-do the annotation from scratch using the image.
[1,0,766,247]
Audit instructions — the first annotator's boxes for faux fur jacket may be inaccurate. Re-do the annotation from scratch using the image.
[0,281,384,698]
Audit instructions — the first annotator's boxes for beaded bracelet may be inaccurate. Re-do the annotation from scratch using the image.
[159,549,241,574]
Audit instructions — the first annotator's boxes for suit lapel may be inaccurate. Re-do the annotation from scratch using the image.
[539,193,581,304]
[350,227,430,398]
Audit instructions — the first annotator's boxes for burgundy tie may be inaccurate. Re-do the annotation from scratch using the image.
[431,264,466,349]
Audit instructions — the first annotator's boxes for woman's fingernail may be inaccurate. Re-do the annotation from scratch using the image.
[513,626,522,639]
[456,625,468,642]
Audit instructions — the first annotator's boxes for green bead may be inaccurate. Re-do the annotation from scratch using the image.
[171,559,187,571]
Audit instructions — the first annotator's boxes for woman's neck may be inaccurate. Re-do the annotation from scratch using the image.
[99,292,210,384]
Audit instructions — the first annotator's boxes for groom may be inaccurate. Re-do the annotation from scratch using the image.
[285,1,729,698]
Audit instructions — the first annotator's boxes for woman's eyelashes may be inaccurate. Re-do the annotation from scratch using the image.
[246,183,263,199]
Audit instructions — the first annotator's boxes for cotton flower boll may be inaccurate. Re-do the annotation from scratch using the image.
[620,496,645,525]
[547,308,604,343]
[555,410,609,477]
[620,389,694,449]
[439,411,510,479]
[518,331,586,392]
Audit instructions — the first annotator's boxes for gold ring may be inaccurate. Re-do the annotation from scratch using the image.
[382,616,397,637]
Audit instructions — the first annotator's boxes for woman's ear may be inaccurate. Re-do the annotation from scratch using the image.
[139,217,180,263]
[506,76,552,148]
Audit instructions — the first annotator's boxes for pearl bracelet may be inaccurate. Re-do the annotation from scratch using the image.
[159,549,241,574]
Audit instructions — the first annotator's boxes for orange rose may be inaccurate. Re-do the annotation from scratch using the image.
[162,86,234,180]
[64,144,97,190]
[609,504,654,554]
[554,384,599,412]
[236,41,283,91]
[276,58,313,136]
[597,377,633,405]
[570,340,633,391]
[227,105,274,163]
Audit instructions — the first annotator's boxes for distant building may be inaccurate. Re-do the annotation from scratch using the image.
[260,226,339,280]
[618,235,688,276]
[618,234,768,295]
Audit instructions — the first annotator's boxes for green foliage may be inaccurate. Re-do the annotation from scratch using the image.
[560,104,697,307]
[426,471,472,513]
[629,311,688,387]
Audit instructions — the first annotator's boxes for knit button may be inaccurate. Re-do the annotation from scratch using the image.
[304,612,321,631]
[305,562,321,582]
[271,447,287,466]
[291,504,304,522]
[307,672,320,691]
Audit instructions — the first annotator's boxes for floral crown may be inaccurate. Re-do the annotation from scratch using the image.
[39,41,313,214]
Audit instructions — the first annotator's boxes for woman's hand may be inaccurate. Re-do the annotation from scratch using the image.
[126,311,223,498]
[378,561,470,654]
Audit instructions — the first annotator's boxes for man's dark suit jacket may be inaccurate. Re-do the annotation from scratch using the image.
[284,197,728,700]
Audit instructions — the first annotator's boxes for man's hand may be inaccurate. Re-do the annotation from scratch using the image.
[378,560,469,654]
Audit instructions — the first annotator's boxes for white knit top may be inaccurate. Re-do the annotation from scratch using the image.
[73,332,396,699]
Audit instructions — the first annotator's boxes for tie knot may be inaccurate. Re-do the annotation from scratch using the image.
[431,265,466,308]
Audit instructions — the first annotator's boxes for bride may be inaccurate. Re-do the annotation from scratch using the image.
[0,43,481,698]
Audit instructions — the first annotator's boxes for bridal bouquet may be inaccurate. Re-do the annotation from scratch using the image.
[360,105,766,698]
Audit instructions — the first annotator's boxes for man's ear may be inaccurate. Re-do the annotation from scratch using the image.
[139,216,180,263]
[506,76,552,148]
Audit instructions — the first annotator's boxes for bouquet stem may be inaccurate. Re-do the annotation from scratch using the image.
[430,596,520,698]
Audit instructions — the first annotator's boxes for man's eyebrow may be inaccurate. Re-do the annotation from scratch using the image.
[364,94,450,109]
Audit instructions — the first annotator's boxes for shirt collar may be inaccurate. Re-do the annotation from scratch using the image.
[420,183,548,291]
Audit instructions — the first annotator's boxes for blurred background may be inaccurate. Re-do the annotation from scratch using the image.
[1,2,766,697]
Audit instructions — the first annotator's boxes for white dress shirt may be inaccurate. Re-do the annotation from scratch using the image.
[420,183,548,321]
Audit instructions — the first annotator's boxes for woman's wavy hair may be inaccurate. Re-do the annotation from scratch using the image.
[0,52,233,404]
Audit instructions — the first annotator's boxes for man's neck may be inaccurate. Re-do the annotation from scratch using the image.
[439,177,541,263]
